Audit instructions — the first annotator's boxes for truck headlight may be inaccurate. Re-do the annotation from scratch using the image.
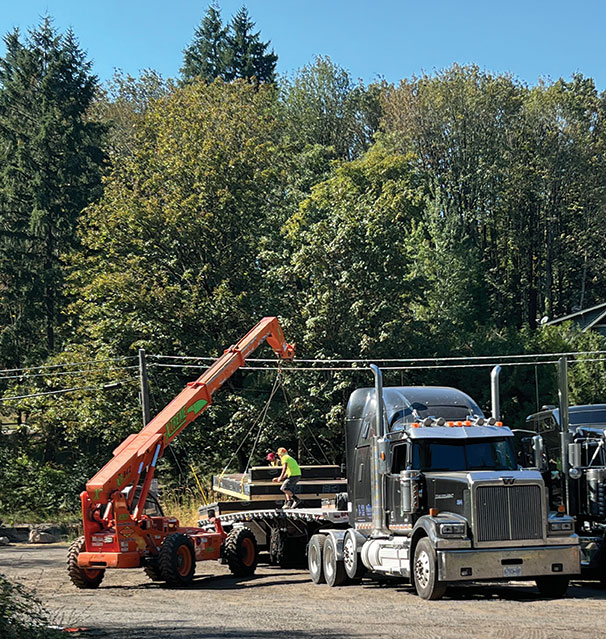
[548,521,574,533]
[439,522,466,536]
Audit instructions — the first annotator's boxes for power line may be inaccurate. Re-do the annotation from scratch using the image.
[0,378,138,402]
[0,356,137,376]
[151,350,606,364]
[0,365,139,381]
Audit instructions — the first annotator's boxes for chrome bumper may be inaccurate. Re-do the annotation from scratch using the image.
[437,545,580,582]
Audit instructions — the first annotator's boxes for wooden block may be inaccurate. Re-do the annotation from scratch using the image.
[249,465,341,481]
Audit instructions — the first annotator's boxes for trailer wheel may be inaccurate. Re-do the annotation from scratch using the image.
[535,576,569,598]
[224,527,258,577]
[158,533,196,585]
[413,538,446,600]
[323,535,347,587]
[269,528,287,566]
[343,530,366,582]
[308,534,326,584]
[67,536,105,589]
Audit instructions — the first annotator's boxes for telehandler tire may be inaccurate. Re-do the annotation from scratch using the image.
[413,538,446,600]
[323,535,347,587]
[157,533,196,585]
[143,559,163,582]
[224,527,258,577]
[535,575,569,598]
[67,536,105,589]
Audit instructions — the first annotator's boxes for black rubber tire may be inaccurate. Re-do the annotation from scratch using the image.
[157,533,196,585]
[269,528,287,566]
[343,530,366,582]
[535,576,570,598]
[308,534,326,584]
[67,536,105,589]
[413,538,446,600]
[143,559,163,582]
[323,535,347,587]
[224,527,259,577]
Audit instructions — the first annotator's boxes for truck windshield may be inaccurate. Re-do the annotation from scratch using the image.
[570,410,606,426]
[412,438,517,472]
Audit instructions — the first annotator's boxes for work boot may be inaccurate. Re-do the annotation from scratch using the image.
[281,500,292,509]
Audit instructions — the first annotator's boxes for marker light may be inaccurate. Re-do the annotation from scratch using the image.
[464,420,472,426]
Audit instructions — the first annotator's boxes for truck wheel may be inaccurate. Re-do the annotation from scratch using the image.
[413,538,446,600]
[323,535,347,587]
[343,530,366,582]
[67,536,105,589]
[535,576,569,598]
[308,534,326,584]
[158,533,196,585]
[224,527,258,577]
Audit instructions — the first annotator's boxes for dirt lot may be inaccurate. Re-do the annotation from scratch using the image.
[2,543,606,639]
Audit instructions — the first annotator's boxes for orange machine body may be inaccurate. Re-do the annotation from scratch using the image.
[77,317,294,571]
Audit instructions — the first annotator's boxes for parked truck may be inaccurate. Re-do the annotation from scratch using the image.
[521,357,606,584]
[305,366,579,599]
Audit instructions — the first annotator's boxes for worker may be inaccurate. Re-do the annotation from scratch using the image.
[266,452,280,467]
[272,447,302,508]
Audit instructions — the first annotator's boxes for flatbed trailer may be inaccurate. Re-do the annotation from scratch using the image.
[199,502,349,567]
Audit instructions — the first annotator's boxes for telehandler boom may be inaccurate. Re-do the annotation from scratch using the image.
[68,317,294,588]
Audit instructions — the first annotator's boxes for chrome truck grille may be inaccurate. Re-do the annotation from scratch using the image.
[475,485,543,542]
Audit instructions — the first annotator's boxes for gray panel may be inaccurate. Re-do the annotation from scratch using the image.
[476,485,543,542]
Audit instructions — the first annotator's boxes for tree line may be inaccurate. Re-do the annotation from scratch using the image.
[2,9,606,519]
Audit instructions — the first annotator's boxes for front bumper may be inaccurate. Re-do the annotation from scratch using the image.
[437,544,580,582]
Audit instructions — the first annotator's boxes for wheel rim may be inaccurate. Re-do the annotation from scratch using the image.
[343,536,355,573]
[324,543,335,579]
[176,545,192,576]
[241,537,255,567]
[415,549,431,590]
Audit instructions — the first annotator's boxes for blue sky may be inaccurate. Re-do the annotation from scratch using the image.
[1,1,604,89]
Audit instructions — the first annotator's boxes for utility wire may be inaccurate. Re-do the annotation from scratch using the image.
[0,356,136,376]
[0,378,137,402]
[0,365,139,381]
[151,350,606,364]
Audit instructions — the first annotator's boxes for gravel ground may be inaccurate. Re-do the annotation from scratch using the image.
[2,543,606,639]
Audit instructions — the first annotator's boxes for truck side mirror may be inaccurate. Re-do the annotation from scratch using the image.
[400,470,421,513]
[532,435,548,472]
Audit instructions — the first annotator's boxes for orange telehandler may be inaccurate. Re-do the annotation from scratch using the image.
[67,317,295,588]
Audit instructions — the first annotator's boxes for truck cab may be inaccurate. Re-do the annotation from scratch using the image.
[524,403,606,580]
[309,382,580,600]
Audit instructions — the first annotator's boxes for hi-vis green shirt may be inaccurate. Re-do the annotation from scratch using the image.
[281,454,301,478]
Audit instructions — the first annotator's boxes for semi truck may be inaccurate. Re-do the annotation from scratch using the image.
[521,357,606,584]
[303,365,579,599]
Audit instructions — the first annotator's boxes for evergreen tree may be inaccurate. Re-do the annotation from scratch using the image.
[224,7,277,83]
[181,2,228,83]
[0,17,104,367]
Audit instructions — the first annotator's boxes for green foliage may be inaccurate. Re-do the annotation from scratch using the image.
[283,56,383,160]
[0,17,105,368]
[181,4,277,84]
[0,573,61,639]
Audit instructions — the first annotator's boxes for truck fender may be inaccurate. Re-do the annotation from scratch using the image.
[314,529,348,561]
